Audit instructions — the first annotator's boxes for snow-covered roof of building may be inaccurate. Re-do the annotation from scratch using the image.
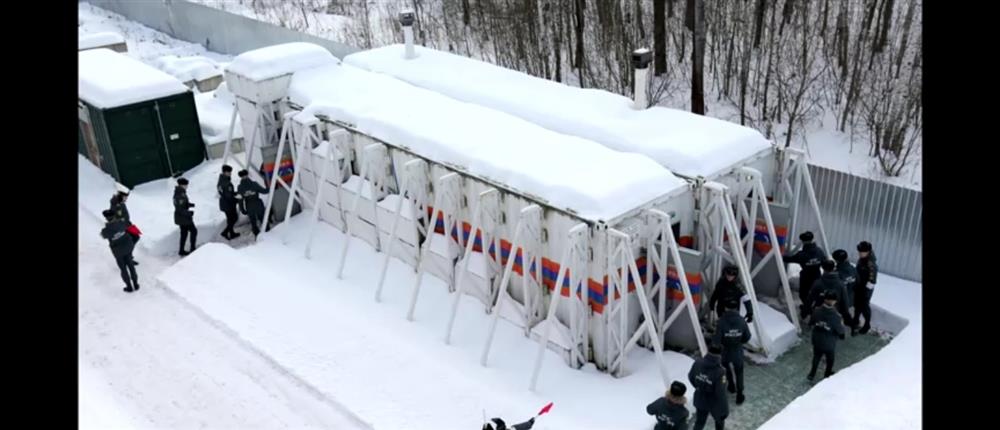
[345,45,773,179]
[78,31,125,50]
[156,55,222,83]
[79,49,189,109]
[289,63,685,222]
[225,42,340,82]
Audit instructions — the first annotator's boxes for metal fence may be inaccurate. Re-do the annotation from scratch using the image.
[85,0,359,59]
[794,164,922,282]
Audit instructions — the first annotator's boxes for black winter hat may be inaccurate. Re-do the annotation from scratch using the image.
[670,381,687,397]
[857,241,873,252]
[102,209,115,220]
[824,290,838,301]
[238,169,249,177]
[799,231,814,242]
[832,249,849,262]
[222,164,233,173]
[177,178,189,186]
[821,260,836,272]
[723,265,738,276]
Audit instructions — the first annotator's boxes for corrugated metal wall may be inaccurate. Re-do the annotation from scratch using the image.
[794,164,922,282]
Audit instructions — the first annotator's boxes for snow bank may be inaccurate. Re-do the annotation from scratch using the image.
[158,217,698,429]
[78,155,228,257]
[291,63,685,221]
[78,31,125,50]
[194,83,243,145]
[760,275,921,429]
[79,49,189,109]
[225,42,339,82]
[345,45,773,179]
[747,302,799,361]
[155,54,222,83]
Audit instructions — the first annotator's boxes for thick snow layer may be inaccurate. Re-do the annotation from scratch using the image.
[78,31,125,50]
[194,83,243,145]
[78,361,150,429]
[761,275,921,429]
[290,63,685,221]
[155,54,222,83]
[78,155,229,257]
[346,45,773,179]
[225,42,340,82]
[747,302,799,361]
[158,216,699,429]
[79,49,189,109]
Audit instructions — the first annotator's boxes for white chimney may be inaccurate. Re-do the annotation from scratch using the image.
[632,48,652,110]
[400,10,416,60]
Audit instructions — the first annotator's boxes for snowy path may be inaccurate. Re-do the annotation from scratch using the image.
[78,208,370,429]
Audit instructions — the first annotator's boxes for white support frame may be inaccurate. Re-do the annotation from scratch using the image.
[528,223,588,391]
[303,123,349,259]
[481,204,541,366]
[375,158,427,302]
[603,228,672,388]
[777,148,831,255]
[643,209,708,356]
[406,172,462,321]
[259,112,298,241]
[444,188,499,344]
[337,143,387,278]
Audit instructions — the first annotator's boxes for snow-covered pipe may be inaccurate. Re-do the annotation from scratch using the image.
[400,10,416,60]
[632,48,652,110]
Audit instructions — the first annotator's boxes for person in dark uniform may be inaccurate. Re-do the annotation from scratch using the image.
[100,209,139,293]
[852,241,879,335]
[688,344,728,430]
[808,291,846,381]
[109,184,139,265]
[832,249,858,311]
[783,231,827,318]
[481,417,535,430]
[217,164,241,240]
[708,265,753,323]
[647,381,691,430]
[808,260,852,325]
[173,178,197,256]
[713,300,751,405]
[237,169,269,236]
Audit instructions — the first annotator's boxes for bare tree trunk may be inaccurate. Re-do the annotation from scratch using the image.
[894,0,917,79]
[691,0,705,114]
[574,0,585,70]
[654,0,667,76]
[753,0,767,48]
[875,0,894,53]
[462,0,471,26]
[668,0,675,18]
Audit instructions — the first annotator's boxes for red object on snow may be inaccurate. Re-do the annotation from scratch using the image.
[537,402,553,416]
[126,224,142,236]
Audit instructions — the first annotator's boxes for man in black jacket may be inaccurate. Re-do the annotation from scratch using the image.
[808,291,846,381]
[174,178,197,256]
[713,300,752,405]
[217,165,241,240]
[783,231,827,318]
[109,184,139,265]
[647,381,691,430]
[852,241,879,335]
[688,344,728,430]
[100,209,139,293]
[237,169,270,236]
[708,265,753,323]
[832,249,858,310]
[808,260,851,324]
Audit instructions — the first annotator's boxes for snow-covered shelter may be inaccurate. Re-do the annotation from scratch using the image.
[222,43,719,389]
[345,41,833,358]
[79,31,127,53]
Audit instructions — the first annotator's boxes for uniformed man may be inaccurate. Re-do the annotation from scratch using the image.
[100,209,139,293]
[808,260,851,324]
[173,177,197,256]
[646,381,691,430]
[708,265,753,323]
[832,249,858,311]
[783,231,827,317]
[852,241,879,335]
[713,300,751,405]
[688,344,728,430]
[237,169,270,236]
[217,164,241,240]
[808,291,846,381]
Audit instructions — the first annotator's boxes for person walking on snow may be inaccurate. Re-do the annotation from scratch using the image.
[832,249,858,311]
[217,164,241,240]
[109,183,139,265]
[688,344,728,430]
[708,265,753,323]
[808,260,851,325]
[713,300,752,405]
[808,291,846,381]
[783,231,827,318]
[237,169,269,237]
[647,381,691,430]
[852,241,879,335]
[174,177,197,256]
[100,209,139,293]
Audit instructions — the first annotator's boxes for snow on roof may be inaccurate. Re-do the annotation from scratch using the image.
[194,84,242,145]
[78,31,125,50]
[155,55,222,83]
[289,63,685,221]
[346,45,773,179]
[225,42,340,82]
[79,49,189,109]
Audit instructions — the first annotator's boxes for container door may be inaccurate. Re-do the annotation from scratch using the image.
[104,104,169,187]
[155,94,205,174]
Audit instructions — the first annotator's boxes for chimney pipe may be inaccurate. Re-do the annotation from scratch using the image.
[399,10,416,60]
[631,48,652,110]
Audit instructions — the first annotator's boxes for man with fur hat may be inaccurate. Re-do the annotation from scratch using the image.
[217,164,241,240]
[852,241,879,335]
[713,300,752,405]
[708,265,753,323]
[808,291,846,381]
[647,381,691,430]
[783,231,827,318]
[236,169,270,236]
[173,177,197,256]
[109,183,139,265]
[688,344,728,430]
[100,209,139,293]
[832,249,858,311]
[808,260,851,324]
